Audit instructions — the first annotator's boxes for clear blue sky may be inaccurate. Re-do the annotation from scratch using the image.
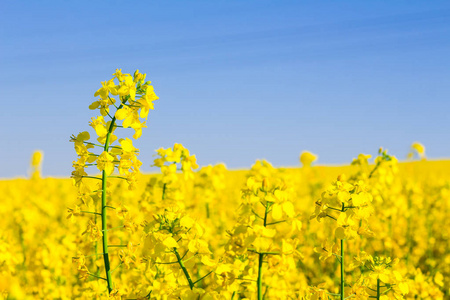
[1,1,449,177]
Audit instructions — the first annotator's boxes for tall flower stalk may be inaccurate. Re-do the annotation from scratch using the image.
[70,69,158,294]
[222,161,303,299]
[311,149,397,299]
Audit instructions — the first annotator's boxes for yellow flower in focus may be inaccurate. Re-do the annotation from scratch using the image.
[116,75,136,99]
[67,205,81,223]
[119,138,136,153]
[113,68,126,81]
[370,264,390,283]
[139,90,159,119]
[94,79,117,99]
[83,220,103,242]
[313,241,337,261]
[97,151,115,176]
[89,116,108,137]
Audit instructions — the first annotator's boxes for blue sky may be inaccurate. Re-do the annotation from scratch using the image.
[1,1,449,177]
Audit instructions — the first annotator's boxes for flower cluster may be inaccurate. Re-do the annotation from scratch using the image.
[222,160,303,298]
[349,253,409,299]
[311,175,374,240]
[71,69,157,191]
[154,143,199,181]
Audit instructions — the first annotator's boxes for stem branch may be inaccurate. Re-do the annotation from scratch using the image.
[174,248,194,289]
[101,102,124,293]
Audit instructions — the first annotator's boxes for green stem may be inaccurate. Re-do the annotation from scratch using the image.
[257,253,264,300]
[174,248,194,289]
[111,263,123,274]
[252,208,264,220]
[88,273,107,281]
[162,183,166,200]
[81,210,101,216]
[83,176,102,180]
[101,102,124,293]
[340,239,344,300]
[193,270,214,285]
[101,170,112,291]
[368,162,380,178]
[266,220,286,226]
[376,279,380,300]
[257,203,269,300]
[206,202,210,218]
[326,214,338,221]
[94,197,100,276]
[108,175,127,180]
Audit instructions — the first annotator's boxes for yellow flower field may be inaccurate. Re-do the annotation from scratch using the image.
[1,70,449,299]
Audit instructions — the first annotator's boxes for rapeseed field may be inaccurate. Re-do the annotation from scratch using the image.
[1,70,448,299]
